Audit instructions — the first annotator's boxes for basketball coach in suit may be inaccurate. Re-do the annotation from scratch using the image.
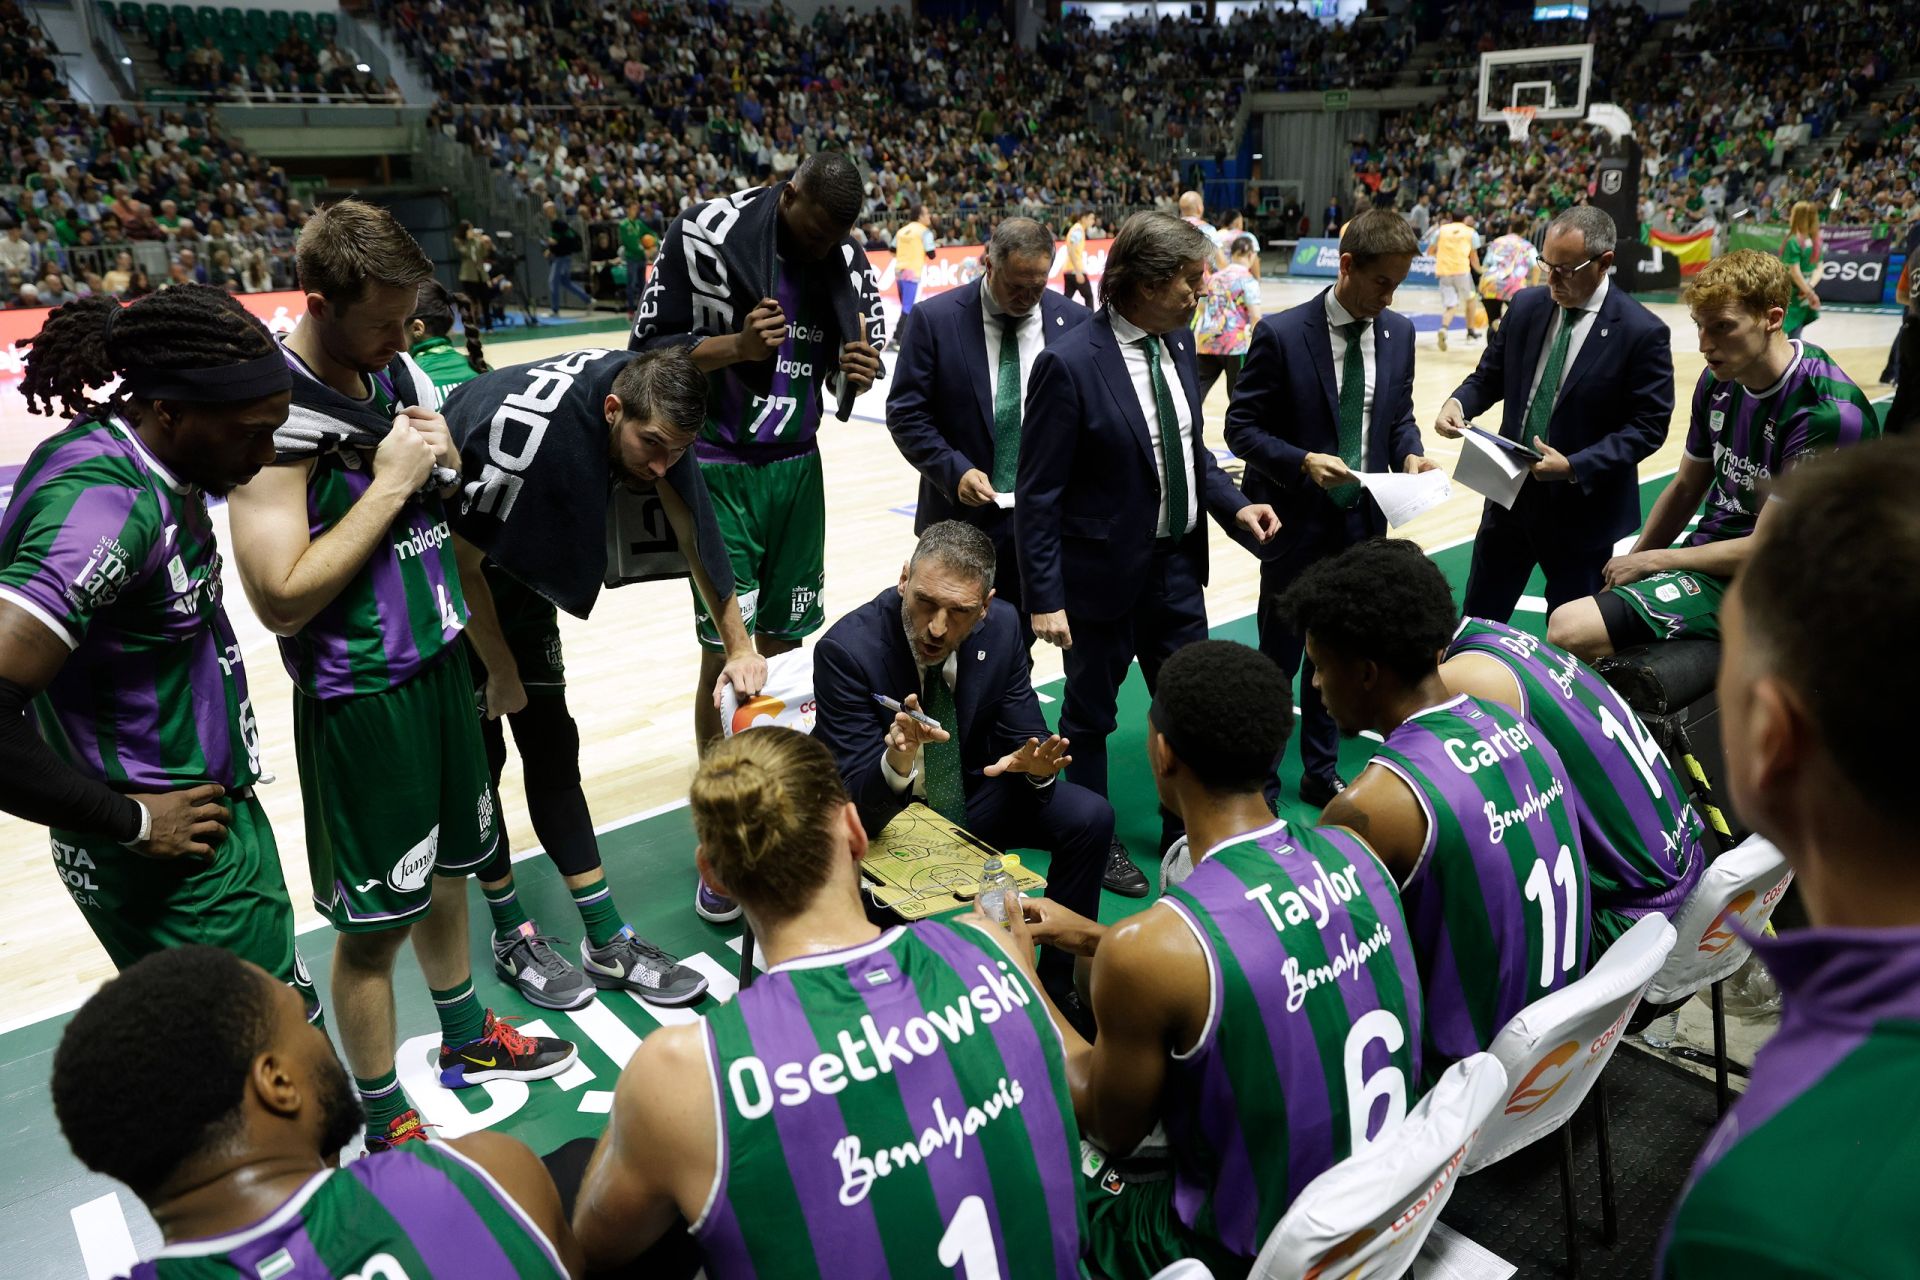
[1017,211,1280,885]
[1225,209,1437,809]
[812,521,1111,1002]
[885,217,1091,639]
[1435,205,1674,620]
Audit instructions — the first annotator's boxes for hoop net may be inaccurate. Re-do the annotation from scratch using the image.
[1501,106,1538,142]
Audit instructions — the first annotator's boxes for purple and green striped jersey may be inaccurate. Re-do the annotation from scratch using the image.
[124,1142,567,1279]
[1161,820,1423,1259]
[277,365,467,700]
[695,923,1085,1280]
[1682,340,1879,546]
[698,256,829,464]
[1372,695,1591,1075]
[0,416,260,790]
[1660,925,1920,1278]
[1448,619,1704,940]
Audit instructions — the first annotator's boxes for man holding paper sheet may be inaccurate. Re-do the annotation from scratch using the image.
[1434,206,1674,622]
[886,217,1091,646]
[1225,209,1435,810]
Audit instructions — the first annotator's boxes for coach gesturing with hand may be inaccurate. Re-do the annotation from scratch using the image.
[1016,212,1278,889]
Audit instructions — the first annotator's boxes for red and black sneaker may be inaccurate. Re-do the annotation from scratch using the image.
[438,1011,579,1089]
[365,1108,430,1154]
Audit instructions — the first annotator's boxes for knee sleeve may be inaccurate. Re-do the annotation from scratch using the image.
[506,693,583,790]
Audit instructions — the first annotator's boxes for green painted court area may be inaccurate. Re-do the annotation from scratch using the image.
[0,484,1672,1277]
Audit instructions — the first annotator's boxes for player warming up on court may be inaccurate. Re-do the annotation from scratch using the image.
[1441,616,1705,953]
[1282,539,1590,1078]
[1547,249,1880,658]
[632,150,885,797]
[0,287,319,1017]
[445,346,766,1006]
[1013,640,1422,1278]
[227,200,576,1153]
[571,728,1086,1279]
[52,946,584,1279]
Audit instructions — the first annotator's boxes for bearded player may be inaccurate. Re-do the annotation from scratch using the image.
[571,728,1085,1279]
[1283,539,1590,1078]
[1547,249,1879,658]
[53,946,584,1280]
[1016,640,1423,1278]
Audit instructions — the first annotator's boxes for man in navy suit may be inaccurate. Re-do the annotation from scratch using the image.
[885,217,1091,642]
[1018,212,1280,882]
[1436,206,1674,620]
[1225,210,1437,809]
[813,521,1112,1002]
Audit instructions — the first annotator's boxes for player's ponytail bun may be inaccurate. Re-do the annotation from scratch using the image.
[691,727,850,919]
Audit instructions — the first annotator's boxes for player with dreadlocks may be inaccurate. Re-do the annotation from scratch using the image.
[0,285,321,1019]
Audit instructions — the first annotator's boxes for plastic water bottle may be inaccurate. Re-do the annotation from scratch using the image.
[978,854,1018,927]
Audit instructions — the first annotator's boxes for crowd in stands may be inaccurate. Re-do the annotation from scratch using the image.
[1351,0,1916,245]
[395,0,1431,248]
[0,6,307,310]
[121,3,401,103]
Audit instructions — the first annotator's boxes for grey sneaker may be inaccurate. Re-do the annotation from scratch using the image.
[582,927,710,1007]
[492,921,594,1010]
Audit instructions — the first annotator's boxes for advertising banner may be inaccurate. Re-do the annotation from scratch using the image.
[1290,237,1436,285]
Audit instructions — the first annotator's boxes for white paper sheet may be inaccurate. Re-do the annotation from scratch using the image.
[1454,429,1532,509]
[1357,468,1453,527]
[991,492,1016,509]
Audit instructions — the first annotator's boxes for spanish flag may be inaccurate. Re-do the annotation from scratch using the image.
[1645,227,1716,276]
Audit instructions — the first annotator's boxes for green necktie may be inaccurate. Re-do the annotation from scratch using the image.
[920,666,966,825]
[1329,319,1367,509]
[990,313,1023,491]
[1525,307,1582,444]
[1137,337,1190,538]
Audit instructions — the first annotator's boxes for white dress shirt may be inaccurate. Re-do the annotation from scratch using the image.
[1325,288,1378,461]
[982,286,1045,415]
[1525,275,1609,420]
[1109,308,1199,538]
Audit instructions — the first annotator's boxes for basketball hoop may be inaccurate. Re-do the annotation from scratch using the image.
[1501,106,1538,143]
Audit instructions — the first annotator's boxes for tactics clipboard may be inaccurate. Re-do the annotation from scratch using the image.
[860,803,1048,921]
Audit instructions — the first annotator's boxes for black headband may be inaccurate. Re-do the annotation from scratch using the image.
[121,353,293,404]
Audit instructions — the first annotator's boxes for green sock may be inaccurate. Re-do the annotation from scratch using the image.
[481,879,530,938]
[355,1067,410,1130]
[431,978,489,1049]
[570,877,627,948]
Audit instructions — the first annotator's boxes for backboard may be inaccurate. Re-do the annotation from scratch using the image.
[1477,43,1593,125]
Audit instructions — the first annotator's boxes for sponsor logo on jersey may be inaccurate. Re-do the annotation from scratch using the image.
[1482,774,1568,844]
[1655,582,1682,603]
[388,825,441,893]
[166,553,189,592]
[789,585,819,623]
[1680,577,1702,596]
[476,788,495,838]
[66,534,132,613]
[1709,409,1725,433]
[394,519,454,561]
[1504,1039,1580,1115]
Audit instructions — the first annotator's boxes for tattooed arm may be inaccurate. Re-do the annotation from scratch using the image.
[1318,763,1429,886]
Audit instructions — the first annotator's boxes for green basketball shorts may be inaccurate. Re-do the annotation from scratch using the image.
[51,793,320,1017]
[295,645,503,932]
[692,450,826,652]
[1609,569,1729,643]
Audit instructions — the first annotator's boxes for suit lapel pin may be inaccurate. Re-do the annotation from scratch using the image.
[1600,328,1609,337]
[976,650,986,661]
[1055,315,1063,326]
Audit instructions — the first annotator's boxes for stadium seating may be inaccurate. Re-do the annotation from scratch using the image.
[1256,1053,1508,1280]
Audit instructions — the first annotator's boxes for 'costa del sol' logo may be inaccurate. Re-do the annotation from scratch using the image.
[1505,1040,1580,1116]
[1699,891,1754,954]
